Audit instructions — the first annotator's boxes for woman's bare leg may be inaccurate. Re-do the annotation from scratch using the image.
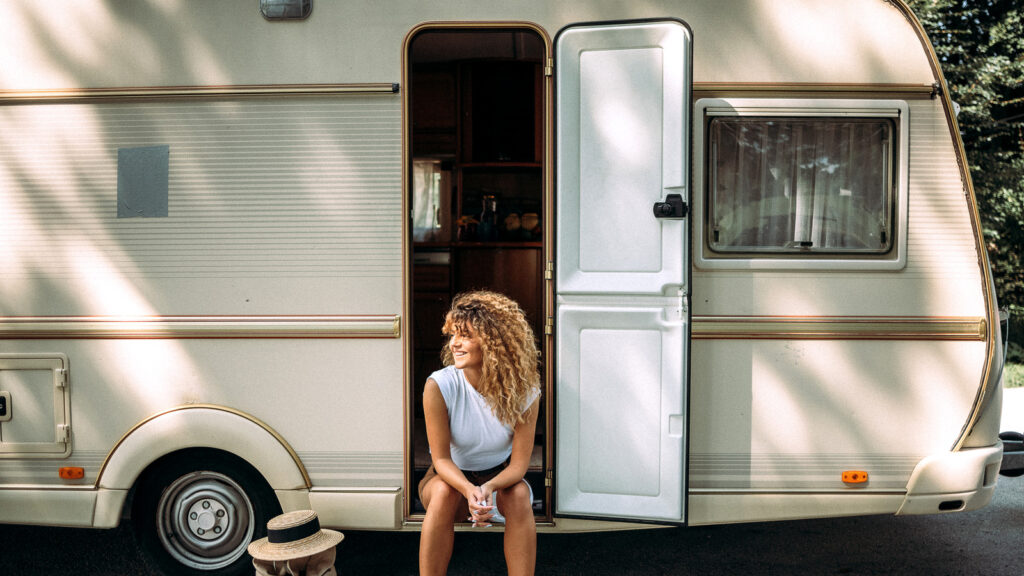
[419,477,465,576]
[499,481,536,576]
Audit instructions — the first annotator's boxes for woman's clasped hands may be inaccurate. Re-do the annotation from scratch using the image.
[466,483,497,527]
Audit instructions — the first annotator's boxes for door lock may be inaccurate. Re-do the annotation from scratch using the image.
[653,194,687,219]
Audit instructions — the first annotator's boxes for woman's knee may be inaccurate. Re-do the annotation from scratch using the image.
[498,482,533,517]
[424,479,463,512]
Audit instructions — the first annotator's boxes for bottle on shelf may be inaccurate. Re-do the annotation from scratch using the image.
[478,194,498,241]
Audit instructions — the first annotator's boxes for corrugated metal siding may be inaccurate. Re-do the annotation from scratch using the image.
[0,451,105,487]
[0,96,401,281]
[904,99,980,280]
[299,451,403,488]
[689,453,920,491]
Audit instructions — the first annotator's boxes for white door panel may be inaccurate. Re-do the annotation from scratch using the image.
[556,304,685,520]
[557,21,688,295]
[555,20,691,524]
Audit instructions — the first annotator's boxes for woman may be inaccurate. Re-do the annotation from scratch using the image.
[418,291,541,576]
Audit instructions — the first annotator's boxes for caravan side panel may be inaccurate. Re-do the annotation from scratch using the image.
[0,94,406,525]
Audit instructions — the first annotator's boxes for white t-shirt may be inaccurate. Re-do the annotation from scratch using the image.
[430,365,538,471]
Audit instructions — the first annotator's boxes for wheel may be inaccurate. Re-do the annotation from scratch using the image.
[132,451,281,576]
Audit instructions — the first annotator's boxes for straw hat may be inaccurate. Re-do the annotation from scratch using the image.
[247,510,344,561]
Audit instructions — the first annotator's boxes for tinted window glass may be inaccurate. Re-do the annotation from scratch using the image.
[708,117,894,254]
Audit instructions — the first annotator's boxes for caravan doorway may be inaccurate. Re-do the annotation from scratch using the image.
[404,25,551,521]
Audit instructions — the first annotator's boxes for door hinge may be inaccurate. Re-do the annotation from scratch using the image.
[545,469,553,487]
[544,58,554,77]
[55,368,68,389]
[57,424,70,443]
[545,316,554,335]
[544,261,554,281]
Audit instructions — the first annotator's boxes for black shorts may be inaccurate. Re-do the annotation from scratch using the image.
[417,461,506,505]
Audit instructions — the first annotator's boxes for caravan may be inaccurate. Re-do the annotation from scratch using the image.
[0,0,1004,574]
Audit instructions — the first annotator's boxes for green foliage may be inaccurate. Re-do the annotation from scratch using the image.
[1003,362,1024,388]
[907,0,1024,359]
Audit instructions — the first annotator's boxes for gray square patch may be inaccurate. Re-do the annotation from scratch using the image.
[117,145,169,218]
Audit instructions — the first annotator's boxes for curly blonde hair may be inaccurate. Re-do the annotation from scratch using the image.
[441,291,541,427]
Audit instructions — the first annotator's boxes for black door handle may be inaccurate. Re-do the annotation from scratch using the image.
[653,194,687,219]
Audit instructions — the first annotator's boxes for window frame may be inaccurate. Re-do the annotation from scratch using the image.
[693,98,909,271]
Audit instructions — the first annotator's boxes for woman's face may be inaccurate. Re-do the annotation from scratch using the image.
[449,324,484,372]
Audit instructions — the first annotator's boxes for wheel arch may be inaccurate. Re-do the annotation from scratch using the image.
[98,404,310,494]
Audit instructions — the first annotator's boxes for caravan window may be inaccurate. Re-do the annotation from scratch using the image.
[695,98,909,270]
[708,117,894,254]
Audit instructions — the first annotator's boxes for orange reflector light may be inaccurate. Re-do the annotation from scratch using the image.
[59,467,85,480]
[842,470,868,484]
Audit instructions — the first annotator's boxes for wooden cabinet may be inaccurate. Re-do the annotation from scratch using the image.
[459,62,542,164]
[411,67,457,156]
[454,246,543,339]
[411,257,451,419]
[411,61,541,163]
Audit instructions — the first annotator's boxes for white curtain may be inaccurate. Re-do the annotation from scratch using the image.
[412,160,451,242]
[710,118,891,253]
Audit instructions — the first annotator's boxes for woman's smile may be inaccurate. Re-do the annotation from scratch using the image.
[450,327,483,371]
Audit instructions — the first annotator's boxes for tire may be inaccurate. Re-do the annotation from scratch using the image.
[132,451,282,576]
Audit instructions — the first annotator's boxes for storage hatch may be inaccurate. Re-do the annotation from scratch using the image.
[0,354,71,457]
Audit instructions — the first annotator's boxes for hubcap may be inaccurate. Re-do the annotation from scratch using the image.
[156,470,255,570]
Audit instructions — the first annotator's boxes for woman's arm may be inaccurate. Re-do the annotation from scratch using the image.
[481,397,540,496]
[423,378,476,498]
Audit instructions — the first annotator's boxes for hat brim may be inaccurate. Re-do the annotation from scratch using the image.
[247,529,344,561]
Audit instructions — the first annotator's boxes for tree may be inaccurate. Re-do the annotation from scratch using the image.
[908,0,1024,356]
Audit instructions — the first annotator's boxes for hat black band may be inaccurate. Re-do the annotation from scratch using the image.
[267,517,321,544]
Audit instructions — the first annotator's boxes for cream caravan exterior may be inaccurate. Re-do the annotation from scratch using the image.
[0,0,1005,574]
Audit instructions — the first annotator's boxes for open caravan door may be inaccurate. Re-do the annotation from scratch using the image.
[555,20,692,523]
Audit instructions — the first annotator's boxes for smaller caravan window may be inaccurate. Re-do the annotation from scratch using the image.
[694,98,909,270]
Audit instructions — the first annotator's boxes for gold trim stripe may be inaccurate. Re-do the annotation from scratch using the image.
[692,316,986,341]
[692,82,937,100]
[0,315,401,339]
[0,83,399,104]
